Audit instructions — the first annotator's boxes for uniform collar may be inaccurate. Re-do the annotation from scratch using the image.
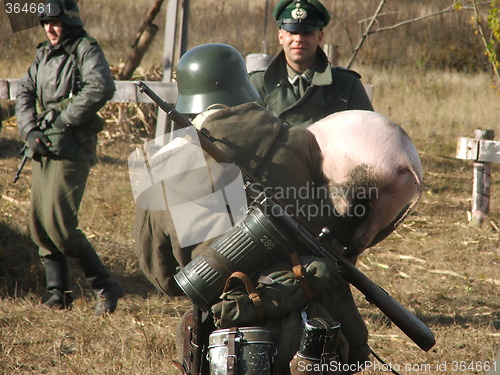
[287,64,314,85]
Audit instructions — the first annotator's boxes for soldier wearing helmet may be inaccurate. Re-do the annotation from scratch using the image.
[249,0,374,128]
[132,43,370,374]
[15,0,124,316]
[134,43,328,297]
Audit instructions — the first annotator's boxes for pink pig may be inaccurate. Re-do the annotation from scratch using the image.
[307,110,423,259]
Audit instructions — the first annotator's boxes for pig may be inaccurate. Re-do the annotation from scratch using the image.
[307,110,423,259]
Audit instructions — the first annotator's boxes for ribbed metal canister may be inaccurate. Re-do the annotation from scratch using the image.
[174,204,289,311]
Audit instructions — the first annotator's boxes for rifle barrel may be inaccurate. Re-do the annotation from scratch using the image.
[13,155,28,183]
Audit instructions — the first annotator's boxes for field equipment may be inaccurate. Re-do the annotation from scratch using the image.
[289,318,342,375]
[207,327,276,375]
[174,204,289,312]
[137,81,436,353]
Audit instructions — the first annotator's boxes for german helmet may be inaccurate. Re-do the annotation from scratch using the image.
[175,44,260,114]
[39,0,84,27]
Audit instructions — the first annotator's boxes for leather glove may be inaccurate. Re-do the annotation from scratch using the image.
[26,128,52,158]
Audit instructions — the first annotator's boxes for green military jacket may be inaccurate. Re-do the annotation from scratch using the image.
[134,102,329,295]
[15,28,115,161]
[249,48,373,128]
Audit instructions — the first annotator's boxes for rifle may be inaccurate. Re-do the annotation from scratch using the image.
[137,81,436,352]
[13,145,28,183]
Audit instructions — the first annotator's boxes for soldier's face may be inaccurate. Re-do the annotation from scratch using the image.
[43,20,64,46]
[278,29,323,72]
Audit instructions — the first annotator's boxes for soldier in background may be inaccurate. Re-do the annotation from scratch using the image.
[15,0,124,315]
[249,0,373,128]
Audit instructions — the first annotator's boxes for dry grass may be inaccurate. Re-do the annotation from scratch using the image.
[1,65,498,374]
[363,66,500,151]
[0,295,189,375]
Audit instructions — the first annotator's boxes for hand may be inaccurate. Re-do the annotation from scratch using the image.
[26,128,52,157]
[38,109,59,130]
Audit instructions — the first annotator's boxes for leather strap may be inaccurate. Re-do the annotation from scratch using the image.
[289,252,316,299]
[226,327,239,375]
[223,271,266,322]
[171,360,189,375]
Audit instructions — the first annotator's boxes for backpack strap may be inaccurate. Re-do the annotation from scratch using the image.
[289,252,316,299]
[223,271,265,322]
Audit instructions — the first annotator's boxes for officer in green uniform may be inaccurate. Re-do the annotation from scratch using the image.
[249,0,374,128]
[15,0,124,315]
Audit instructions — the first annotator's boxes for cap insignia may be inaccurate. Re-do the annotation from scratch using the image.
[291,7,307,20]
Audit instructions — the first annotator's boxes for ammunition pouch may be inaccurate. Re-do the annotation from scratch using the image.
[174,307,213,375]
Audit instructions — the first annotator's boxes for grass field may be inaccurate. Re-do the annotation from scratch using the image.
[1,0,499,374]
[1,65,498,374]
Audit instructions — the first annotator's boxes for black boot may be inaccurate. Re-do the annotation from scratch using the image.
[43,253,74,309]
[94,279,125,316]
[73,244,125,316]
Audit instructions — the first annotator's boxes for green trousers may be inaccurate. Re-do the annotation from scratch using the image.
[30,157,94,258]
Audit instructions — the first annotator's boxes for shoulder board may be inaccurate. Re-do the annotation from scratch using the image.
[36,41,50,49]
[248,69,266,76]
[333,66,361,78]
[80,35,98,45]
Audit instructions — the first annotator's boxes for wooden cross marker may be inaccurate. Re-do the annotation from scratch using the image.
[456,129,499,226]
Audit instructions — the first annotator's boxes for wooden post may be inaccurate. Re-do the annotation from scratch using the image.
[117,24,159,80]
[456,129,499,225]
[130,0,165,49]
[471,129,494,226]
[155,0,190,140]
[323,44,340,67]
